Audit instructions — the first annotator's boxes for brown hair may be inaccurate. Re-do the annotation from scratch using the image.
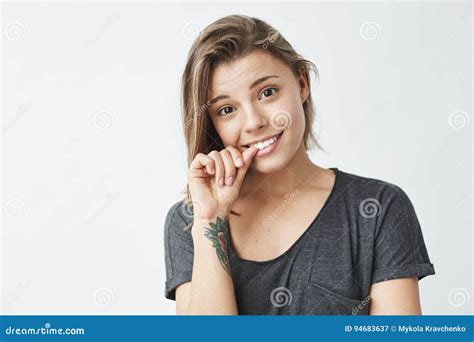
[179,14,324,219]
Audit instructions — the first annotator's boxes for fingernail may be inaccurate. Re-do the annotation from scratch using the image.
[210,167,214,174]
[218,177,225,186]
[235,158,243,167]
[226,177,234,186]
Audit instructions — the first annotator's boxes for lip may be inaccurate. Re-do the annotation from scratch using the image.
[242,131,283,158]
[241,132,282,148]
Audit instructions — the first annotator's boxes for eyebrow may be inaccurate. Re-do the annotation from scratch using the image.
[208,75,279,106]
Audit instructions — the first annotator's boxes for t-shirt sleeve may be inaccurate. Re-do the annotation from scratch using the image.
[371,185,435,284]
[164,200,194,300]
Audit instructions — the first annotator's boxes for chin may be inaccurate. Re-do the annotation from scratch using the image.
[247,129,303,173]
[250,154,292,173]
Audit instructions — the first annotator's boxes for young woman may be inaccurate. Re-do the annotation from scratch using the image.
[164,14,435,315]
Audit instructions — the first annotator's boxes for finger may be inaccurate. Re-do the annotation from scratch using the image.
[209,150,225,187]
[235,146,259,185]
[220,149,237,186]
[225,145,244,168]
[189,153,215,175]
[242,146,259,165]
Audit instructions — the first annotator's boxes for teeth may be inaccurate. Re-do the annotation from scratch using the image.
[249,135,279,150]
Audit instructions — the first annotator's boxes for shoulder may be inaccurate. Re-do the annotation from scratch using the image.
[336,169,412,207]
[333,169,420,232]
[164,199,194,237]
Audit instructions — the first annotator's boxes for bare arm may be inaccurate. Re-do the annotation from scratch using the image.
[180,145,258,315]
[175,282,192,315]
[369,277,422,315]
[177,211,238,315]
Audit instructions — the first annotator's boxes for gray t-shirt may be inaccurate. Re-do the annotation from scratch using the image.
[164,167,435,315]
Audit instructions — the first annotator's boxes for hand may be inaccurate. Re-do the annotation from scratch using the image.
[187,145,259,220]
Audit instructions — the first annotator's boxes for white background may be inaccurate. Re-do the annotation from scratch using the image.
[1,1,472,315]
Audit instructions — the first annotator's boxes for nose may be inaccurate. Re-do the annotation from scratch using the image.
[241,104,268,133]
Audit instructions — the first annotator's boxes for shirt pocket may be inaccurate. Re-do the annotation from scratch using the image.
[305,281,370,315]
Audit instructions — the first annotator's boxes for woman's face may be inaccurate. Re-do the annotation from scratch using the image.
[207,50,309,173]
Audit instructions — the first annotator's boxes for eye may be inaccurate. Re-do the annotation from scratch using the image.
[217,106,235,117]
[259,87,278,100]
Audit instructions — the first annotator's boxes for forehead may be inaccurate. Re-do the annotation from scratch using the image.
[208,51,291,96]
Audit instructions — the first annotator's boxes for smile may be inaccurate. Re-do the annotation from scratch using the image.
[242,132,283,157]
[243,132,283,150]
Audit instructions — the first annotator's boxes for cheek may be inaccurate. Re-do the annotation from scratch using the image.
[283,112,305,150]
[214,123,241,147]
[291,110,306,135]
[273,93,306,138]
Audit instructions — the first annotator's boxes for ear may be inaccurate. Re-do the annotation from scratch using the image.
[297,70,310,104]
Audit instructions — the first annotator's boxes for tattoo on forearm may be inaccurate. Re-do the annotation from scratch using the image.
[203,216,231,276]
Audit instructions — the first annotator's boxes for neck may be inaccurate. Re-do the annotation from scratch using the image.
[241,142,321,198]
